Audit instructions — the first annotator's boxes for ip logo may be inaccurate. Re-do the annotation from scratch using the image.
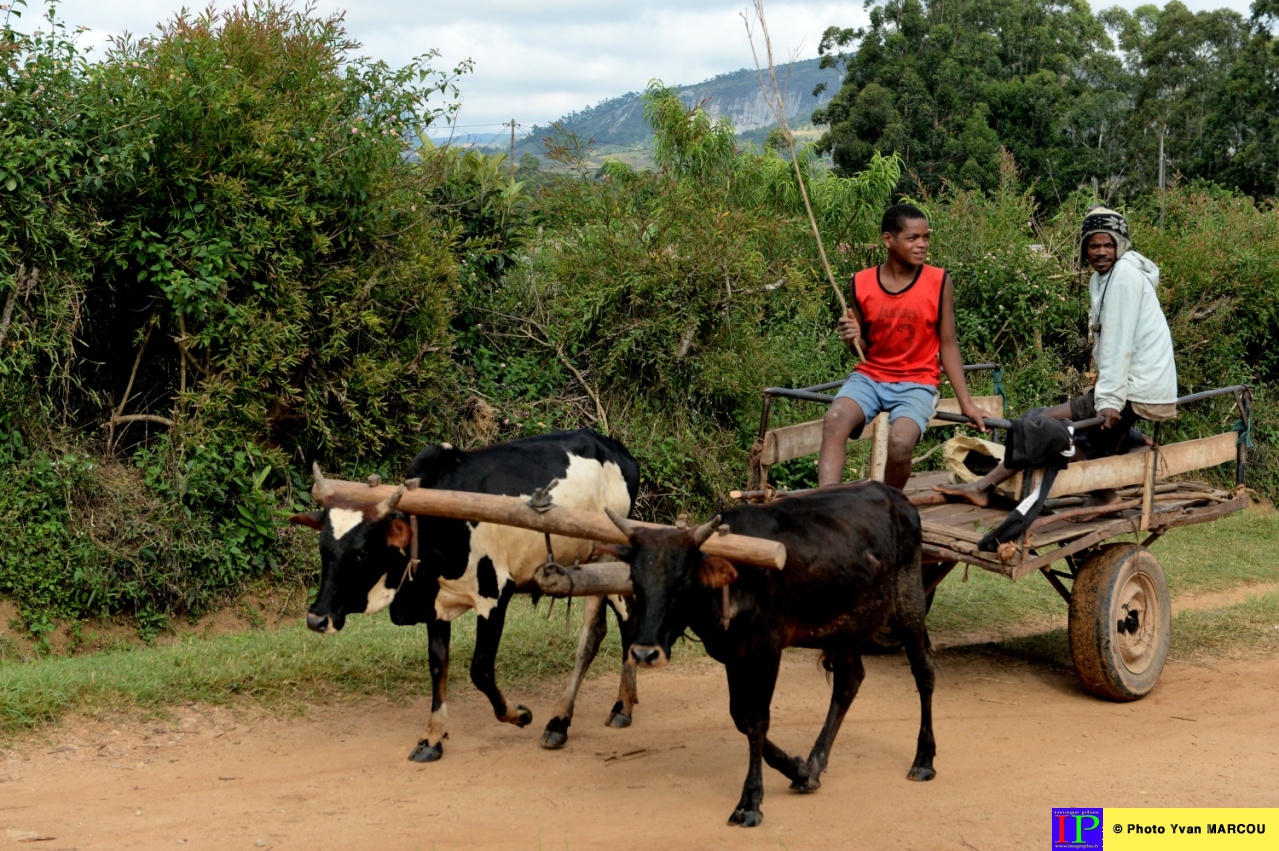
[1052,808,1104,850]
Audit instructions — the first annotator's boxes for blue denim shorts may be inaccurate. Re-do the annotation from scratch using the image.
[834,372,939,435]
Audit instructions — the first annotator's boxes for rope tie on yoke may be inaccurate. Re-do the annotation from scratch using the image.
[398,514,420,593]
[541,530,575,629]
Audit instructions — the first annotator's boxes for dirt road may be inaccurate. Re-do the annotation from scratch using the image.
[4,645,1278,850]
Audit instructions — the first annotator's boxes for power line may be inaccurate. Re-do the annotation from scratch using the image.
[446,122,531,130]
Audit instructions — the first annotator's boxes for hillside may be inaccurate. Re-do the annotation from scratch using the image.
[511,57,841,162]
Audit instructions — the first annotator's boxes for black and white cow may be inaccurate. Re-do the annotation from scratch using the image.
[600,482,936,827]
[289,429,641,761]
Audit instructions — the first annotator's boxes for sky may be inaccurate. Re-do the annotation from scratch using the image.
[12,0,1264,144]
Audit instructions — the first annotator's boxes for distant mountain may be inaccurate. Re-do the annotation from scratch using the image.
[512,58,842,160]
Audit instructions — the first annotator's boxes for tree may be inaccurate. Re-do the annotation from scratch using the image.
[813,0,1120,200]
[1200,1,1279,198]
[1100,2,1250,197]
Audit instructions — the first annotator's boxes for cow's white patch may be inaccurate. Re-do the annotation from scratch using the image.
[432,451,633,622]
[425,704,448,746]
[365,573,396,614]
[328,507,364,541]
[472,591,502,620]
[607,594,630,621]
[441,442,453,449]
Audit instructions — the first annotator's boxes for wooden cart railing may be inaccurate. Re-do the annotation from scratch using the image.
[747,364,1006,490]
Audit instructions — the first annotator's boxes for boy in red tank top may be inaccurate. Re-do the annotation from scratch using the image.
[818,204,989,489]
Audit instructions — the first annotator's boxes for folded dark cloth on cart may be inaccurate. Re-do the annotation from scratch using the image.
[978,414,1076,552]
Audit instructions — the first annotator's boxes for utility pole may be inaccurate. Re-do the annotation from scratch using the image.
[509,119,516,182]
[1157,123,1167,229]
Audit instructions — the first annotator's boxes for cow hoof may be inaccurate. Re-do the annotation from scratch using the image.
[513,705,533,727]
[605,707,632,728]
[907,765,936,782]
[408,740,443,763]
[540,717,570,750]
[789,775,821,793]
[728,808,763,828]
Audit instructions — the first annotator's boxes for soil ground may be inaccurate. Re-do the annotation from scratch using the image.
[4,642,1278,850]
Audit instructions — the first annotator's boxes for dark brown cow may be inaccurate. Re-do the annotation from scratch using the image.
[602,481,936,826]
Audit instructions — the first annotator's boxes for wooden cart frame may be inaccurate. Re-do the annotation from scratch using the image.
[743,368,1253,700]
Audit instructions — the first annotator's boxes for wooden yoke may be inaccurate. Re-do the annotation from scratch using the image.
[317,478,787,570]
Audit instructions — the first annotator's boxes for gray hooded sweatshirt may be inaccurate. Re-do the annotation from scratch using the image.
[1088,250,1177,413]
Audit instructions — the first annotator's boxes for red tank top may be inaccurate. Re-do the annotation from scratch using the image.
[851,264,945,386]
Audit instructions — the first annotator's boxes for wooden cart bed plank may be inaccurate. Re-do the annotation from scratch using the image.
[921,520,996,545]
[902,471,953,494]
[917,502,997,523]
[1027,515,1138,547]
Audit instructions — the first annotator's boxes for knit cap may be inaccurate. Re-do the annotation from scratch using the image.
[1079,206,1131,266]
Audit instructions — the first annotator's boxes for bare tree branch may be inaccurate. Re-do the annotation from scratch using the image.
[108,313,158,453]
[109,414,176,428]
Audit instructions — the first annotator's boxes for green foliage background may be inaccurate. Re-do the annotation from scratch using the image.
[0,2,1275,640]
[814,0,1279,203]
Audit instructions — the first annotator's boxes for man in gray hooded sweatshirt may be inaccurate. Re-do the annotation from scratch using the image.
[936,206,1178,506]
[1071,206,1178,455]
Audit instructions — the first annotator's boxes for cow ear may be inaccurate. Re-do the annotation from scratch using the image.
[288,510,325,531]
[593,543,633,561]
[386,517,412,549]
[698,556,738,589]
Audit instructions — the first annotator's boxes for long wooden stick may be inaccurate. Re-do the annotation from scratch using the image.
[743,0,864,361]
[318,478,788,569]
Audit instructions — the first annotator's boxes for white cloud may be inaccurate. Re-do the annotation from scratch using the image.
[22,0,1260,131]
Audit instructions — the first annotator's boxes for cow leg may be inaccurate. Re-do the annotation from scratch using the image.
[794,646,865,792]
[725,654,782,827]
[892,552,937,781]
[541,595,608,749]
[605,595,638,728]
[470,584,533,727]
[409,618,451,763]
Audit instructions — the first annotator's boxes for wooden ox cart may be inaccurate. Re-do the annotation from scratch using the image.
[739,367,1253,701]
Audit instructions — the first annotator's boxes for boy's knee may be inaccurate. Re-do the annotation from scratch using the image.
[887,426,921,459]
[823,405,853,433]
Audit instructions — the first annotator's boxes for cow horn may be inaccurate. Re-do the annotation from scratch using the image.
[311,461,336,503]
[605,506,639,539]
[691,515,722,547]
[374,485,406,520]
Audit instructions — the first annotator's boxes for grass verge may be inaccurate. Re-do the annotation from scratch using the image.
[940,590,1279,672]
[0,597,625,737]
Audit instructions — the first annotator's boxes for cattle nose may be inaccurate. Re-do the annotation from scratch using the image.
[306,612,330,633]
[629,645,667,668]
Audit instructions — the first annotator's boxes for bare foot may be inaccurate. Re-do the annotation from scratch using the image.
[933,482,992,508]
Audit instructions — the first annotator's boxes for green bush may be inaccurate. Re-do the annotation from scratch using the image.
[0,2,469,635]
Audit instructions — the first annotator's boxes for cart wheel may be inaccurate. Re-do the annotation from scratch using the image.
[1068,544,1171,701]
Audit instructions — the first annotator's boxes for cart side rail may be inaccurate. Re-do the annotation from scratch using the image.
[755,394,1006,479]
